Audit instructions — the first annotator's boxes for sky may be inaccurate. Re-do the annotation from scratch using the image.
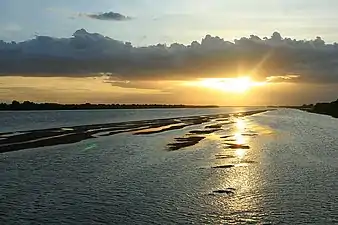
[2,0,338,44]
[0,0,338,105]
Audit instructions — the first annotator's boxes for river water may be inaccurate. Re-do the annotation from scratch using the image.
[1,108,338,224]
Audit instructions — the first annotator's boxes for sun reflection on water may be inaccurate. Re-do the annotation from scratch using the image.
[235,148,247,160]
[236,118,246,131]
[234,118,248,161]
[213,116,263,221]
[234,132,245,145]
[208,116,272,223]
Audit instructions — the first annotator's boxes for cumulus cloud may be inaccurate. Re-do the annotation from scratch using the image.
[84,12,132,21]
[0,29,338,84]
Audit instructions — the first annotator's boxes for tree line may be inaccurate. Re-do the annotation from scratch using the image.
[0,101,218,111]
[309,98,338,118]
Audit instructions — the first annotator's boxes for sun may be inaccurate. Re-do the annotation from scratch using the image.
[226,77,252,93]
[191,76,265,93]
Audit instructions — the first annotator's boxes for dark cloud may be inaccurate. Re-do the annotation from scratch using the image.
[1,30,338,84]
[84,12,132,21]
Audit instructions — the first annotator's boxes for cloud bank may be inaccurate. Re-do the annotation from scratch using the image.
[84,12,132,21]
[1,29,338,83]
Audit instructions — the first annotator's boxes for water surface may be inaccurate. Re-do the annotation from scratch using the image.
[1,108,338,224]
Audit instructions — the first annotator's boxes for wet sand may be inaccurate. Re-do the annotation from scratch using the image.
[0,109,269,153]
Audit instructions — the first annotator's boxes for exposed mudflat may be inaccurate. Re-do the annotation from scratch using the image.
[0,110,268,153]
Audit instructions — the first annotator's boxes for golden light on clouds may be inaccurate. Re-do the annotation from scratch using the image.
[184,76,267,93]
[0,76,162,94]
[0,74,335,105]
[0,76,165,103]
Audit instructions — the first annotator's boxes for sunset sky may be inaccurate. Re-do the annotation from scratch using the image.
[1,0,338,105]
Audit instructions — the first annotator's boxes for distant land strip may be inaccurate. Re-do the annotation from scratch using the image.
[0,100,218,111]
[302,98,338,118]
[266,98,338,118]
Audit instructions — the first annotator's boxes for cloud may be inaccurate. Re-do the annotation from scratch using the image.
[84,12,132,21]
[0,30,338,84]
[266,75,300,83]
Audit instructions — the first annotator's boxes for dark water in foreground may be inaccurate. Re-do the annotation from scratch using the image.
[1,108,338,224]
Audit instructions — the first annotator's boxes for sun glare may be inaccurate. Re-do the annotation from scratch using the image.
[190,76,266,93]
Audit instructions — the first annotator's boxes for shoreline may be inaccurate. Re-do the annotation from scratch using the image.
[295,99,338,118]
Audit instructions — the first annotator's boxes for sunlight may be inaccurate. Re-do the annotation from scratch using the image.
[234,132,245,144]
[235,148,247,159]
[191,76,266,93]
[234,118,247,159]
[236,118,246,131]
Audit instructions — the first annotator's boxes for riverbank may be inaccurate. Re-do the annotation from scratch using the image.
[304,99,338,118]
